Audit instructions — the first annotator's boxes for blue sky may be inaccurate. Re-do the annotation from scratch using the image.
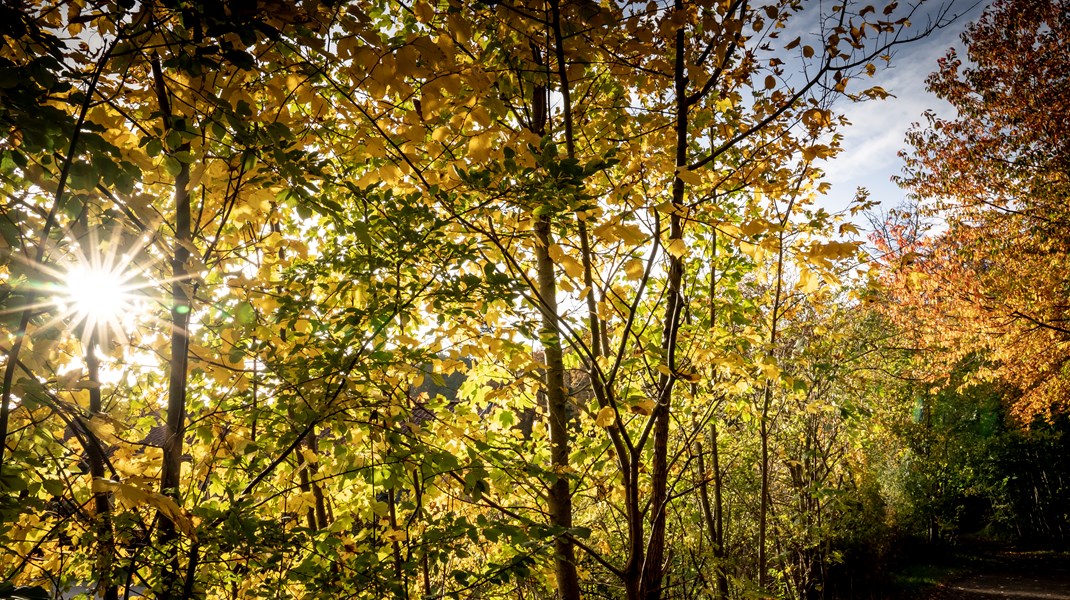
[820,1,988,222]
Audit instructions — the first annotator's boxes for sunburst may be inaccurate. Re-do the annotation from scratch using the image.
[57,260,142,345]
[44,229,155,348]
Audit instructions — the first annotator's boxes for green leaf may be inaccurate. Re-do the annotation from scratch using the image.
[67,161,97,190]
[0,583,50,600]
[234,301,257,325]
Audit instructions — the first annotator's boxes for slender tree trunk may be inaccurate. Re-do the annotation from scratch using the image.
[530,20,581,598]
[759,216,788,593]
[422,545,432,598]
[308,433,329,529]
[695,428,729,600]
[388,488,407,598]
[710,423,729,599]
[711,234,730,600]
[153,53,193,596]
[86,331,119,600]
[758,398,770,591]
[295,444,317,529]
[535,213,581,600]
[640,7,689,597]
[623,457,644,600]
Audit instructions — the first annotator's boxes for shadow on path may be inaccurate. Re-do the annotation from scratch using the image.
[924,549,1070,600]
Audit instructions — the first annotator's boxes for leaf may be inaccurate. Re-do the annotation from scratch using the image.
[614,223,647,246]
[83,415,123,446]
[594,406,615,428]
[413,0,435,22]
[676,168,702,185]
[383,528,408,542]
[68,162,98,190]
[234,301,256,326]
[92,479,197,541]
[838,222,861,236]
[678,370,701,383]
[468,132,495,162]
[629,399,655,415]
[798,268,820,293]
[624,258,645,280]
[666,238,687,259]
[432,125,451,142]
[548,244,583,279]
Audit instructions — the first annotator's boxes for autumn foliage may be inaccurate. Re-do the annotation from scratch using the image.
[877,0,1070,420]
[2,0,1065,599]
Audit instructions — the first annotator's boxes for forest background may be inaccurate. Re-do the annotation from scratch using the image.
[1,0,1068,598]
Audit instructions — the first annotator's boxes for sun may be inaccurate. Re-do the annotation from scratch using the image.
[62,265,132,324]
[54,246,148,345]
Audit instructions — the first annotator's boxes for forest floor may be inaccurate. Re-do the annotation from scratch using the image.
[910,545,1070,599]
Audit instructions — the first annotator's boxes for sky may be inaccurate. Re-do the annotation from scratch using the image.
[819,0,989,223]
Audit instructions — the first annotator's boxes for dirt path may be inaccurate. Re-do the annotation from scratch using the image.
[925,550,1070,600]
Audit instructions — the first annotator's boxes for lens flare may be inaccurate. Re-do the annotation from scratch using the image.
[48,231,153,346]
[60,264,135,333]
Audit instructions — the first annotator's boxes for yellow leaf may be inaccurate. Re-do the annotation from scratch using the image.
[93,479,197,541]
[548,244,583,278]
[676,168,702,185]
[666,238,687,259]
[467,131,495,162]
[765,75,776,89]
[595,406,616,428]
[614,223,647,246]
[84,415,122,446]
[679,370,701,383]
[761,361,780,380]
[561,256,583,279]
[469,105,491,128]
[739,240,759,258]
[413,0,434,23]
[838,222,861,236]
[624,258,645,280]
[798,269,820,294]
[384,528,408,542]
[432,125,451,142]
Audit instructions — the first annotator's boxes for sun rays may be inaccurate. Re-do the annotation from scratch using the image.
[5,227,163,351]
[56,255,146,347]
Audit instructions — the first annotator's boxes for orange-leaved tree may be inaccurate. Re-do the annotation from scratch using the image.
[886,0,1070,420]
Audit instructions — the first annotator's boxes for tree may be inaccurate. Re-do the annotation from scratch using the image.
[0,0,959,598]
[891,0,1070,420]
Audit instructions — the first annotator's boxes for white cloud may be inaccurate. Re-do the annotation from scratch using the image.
[818,1,988,217]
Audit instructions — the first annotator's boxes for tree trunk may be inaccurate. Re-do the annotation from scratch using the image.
[86,331,119,600]
[639,5,689,598]
[153,53,192,596]
[535,213,581,600]
[696,426,729,600]
[710,423,730,599]
[531,21,581,598]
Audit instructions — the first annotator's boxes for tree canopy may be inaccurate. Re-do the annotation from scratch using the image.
[1,1,1067,599]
